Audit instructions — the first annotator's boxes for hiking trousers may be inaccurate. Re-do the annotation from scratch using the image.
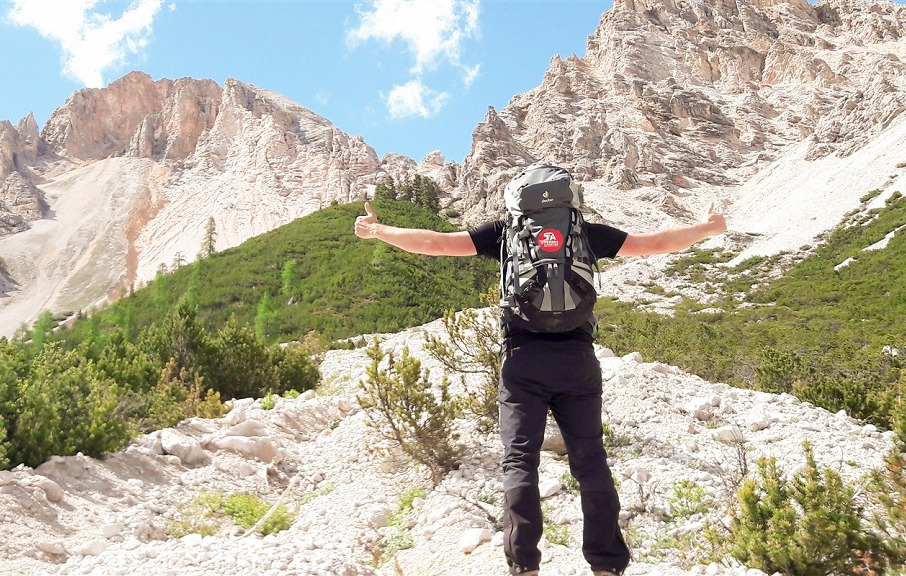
[499,336,630,575]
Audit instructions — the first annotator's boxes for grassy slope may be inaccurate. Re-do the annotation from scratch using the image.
[595,192,906,438]
[55,201,497,345]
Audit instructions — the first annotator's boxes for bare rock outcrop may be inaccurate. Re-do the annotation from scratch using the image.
[2,0,906,333]
[41,72,222,161]
[0,116,47,237]
[452,0,906,223]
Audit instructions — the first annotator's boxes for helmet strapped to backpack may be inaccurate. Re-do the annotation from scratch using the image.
[499,163,599,334]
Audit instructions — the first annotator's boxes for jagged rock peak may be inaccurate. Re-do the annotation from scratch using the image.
[42,71,222,161]
[450,0,906,224]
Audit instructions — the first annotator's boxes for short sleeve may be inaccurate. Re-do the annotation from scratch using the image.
[468,220,505,260]
[587,223,628,260]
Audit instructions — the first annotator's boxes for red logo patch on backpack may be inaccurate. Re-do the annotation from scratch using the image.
[537,228,563,252]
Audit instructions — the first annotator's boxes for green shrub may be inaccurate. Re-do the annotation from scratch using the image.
[867,448,906,568]
[358,340,462,484]
[223,492,294,535]
[146,359,226,430]
[0,417,9,470]
[167,491,223,537]
[271,342,320,395]
[755,347,804,394]
[207,319,276,400]
[560,471,580,495]
[10,345,132,468]
[723,442,878,575]
[423,289,502,432]
[668,479,709,519]
[167,490,294,537]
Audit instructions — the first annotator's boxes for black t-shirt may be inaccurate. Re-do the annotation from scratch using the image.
[468,219,628,343]
[467,220,628,261]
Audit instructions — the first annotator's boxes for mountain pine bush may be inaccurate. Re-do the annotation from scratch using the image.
[0,298,321,470]
[423,289,502,432]
[868,448,906,569]
[10,345,132,468]
[723,441,880,575]
[358,340,462,484]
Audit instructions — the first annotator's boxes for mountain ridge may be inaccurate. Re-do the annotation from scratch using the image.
[2,0,906,337]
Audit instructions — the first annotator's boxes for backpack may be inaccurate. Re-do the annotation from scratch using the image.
[499,164,599,334]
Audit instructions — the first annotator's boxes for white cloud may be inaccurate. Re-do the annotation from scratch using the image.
[6,0,164,88]
[383,80,450,119]
[462,63,480,88]
[347,0,479,76]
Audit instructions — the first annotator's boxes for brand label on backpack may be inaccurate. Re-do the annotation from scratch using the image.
[537,228,563,252]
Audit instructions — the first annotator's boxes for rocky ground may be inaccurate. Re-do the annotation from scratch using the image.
[0,315,897,576]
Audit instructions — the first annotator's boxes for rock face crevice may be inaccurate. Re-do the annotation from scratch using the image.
[1,0,906,333]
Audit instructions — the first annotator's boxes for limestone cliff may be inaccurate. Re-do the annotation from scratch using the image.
[1,0,906,335]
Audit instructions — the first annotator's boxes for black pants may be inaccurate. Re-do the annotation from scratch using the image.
[499,336,630,575]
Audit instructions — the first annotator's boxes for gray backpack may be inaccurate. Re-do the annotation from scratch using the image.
[499,164,598,333]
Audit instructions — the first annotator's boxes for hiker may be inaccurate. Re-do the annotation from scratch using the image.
[354,164,727,576]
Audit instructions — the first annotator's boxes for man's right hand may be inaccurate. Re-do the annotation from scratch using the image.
[355,202,379,239]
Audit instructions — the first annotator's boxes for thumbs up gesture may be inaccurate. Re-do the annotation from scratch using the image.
[355,202,379,239]
[704,203,727,236]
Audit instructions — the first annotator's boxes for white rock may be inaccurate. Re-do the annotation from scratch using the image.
[160,429,207,465]
[27,475,65,502]
[596,347,615,360]
[365,506,389,528]
[747,411,773,431]
[75,538,109,556]
[460,528,493,553]
[683,398,713,421]
[622,351,644,363]
[226,419,269,438]
[650,363,671,374]
[711,425,745,444]
[539,478,562,498]
[101,522,125,538]
[35,541,66,555]
[491,531,504,547]
[209,436,279,463]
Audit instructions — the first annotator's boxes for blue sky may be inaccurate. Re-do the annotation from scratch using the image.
[0,0,610,163]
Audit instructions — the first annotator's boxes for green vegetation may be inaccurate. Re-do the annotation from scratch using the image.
[373,175,441,214]
[0,200,494,470]
[667,479,709,520]
[869,449,906,566]
[717,442,879,574]
[168,490,294,537]
[48,201,495,345]
[423,289,502,432]
[358,340,462,484]
[378,487,426,564]
[560,471,580,495]
[542,501,571,546]
[595,192,906,445]
[0,301,317,469]
[697,444,906,573]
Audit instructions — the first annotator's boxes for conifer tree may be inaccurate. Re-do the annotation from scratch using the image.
[358,340,462,484]
[200,216,217,259]
[255,292,276,340]
[281,260,299,300]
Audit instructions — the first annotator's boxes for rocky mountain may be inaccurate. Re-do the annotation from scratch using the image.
[1,0,906,338]
[2,1,906,573]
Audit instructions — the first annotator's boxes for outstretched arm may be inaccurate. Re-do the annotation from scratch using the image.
[617,204,727,257]
[354,202,477,257]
